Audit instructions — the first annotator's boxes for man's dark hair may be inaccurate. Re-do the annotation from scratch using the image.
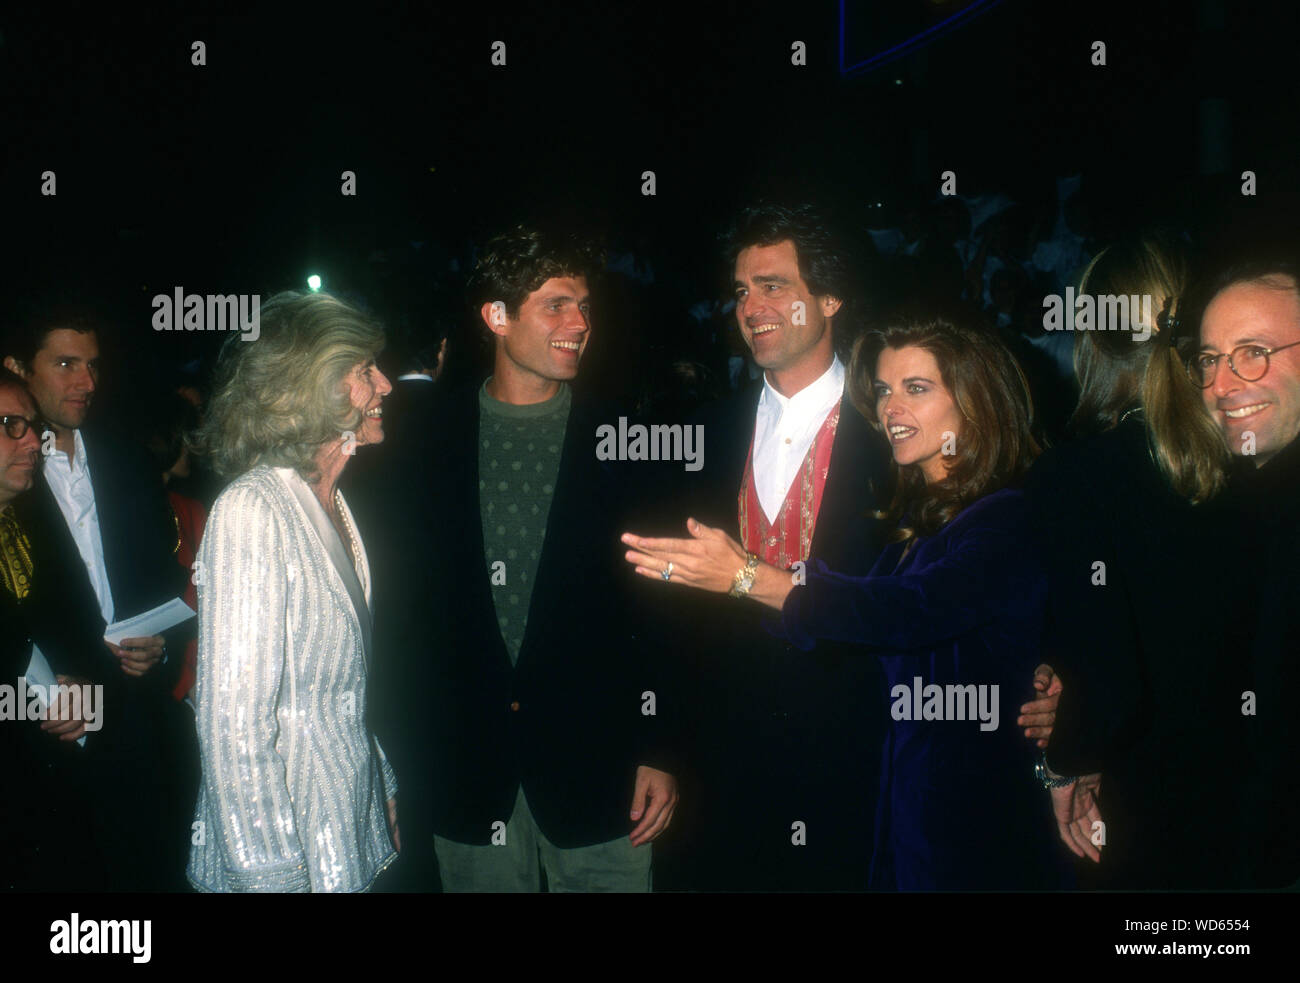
[721,201,857,315]
[405,338,448,377]
[387,317,452,376]
[467,224,605,321]
[3,300,102,371]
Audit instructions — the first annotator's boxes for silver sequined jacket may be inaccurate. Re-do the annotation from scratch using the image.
[187,465,398,892]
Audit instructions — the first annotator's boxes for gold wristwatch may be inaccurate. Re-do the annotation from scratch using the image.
[728,552,760,598]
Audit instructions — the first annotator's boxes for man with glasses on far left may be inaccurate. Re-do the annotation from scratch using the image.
[0,368,108,891]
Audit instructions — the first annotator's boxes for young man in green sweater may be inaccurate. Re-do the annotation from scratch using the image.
[367,225,678,892]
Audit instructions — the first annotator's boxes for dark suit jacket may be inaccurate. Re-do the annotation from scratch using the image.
[33,423,192,662]
[1,491,111,891]
[1234,433,1300,887]
[30,422,192,734]
[32,422,196,890]
[642,383,895,891]
[4,488,110,680]
[1024,415,1250,889]
[354,382,674,868]
[80,421,191,646]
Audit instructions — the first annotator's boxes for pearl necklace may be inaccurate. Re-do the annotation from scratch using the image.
[335,490,360,569]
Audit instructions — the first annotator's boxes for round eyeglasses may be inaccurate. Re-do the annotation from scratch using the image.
[1187,339,1300,388]
[0,415,45,441]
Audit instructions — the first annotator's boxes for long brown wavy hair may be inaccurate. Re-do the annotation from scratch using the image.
[848,316,1041,545]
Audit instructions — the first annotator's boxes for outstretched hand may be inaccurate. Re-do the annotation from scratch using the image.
[621,518,747,594]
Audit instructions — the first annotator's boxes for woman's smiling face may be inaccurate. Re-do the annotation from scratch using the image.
[343,356,392,446]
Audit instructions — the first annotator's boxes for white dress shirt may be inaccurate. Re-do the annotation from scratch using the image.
[43,428,115,625]
[753,357,846,525]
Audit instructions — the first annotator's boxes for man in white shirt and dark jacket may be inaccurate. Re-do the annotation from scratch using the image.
[4,304,197,891]
[635,203,895,891]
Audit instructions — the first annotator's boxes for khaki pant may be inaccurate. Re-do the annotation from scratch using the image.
[434,786,652,892]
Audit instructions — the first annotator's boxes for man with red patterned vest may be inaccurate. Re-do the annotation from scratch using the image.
[644,202,894,891]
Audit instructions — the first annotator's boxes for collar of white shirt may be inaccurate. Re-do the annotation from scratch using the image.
[752,357,846,524]
[48,427,88,477]
[758,356,845,419]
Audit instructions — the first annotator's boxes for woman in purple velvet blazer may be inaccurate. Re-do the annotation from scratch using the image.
[624,316,1069,890]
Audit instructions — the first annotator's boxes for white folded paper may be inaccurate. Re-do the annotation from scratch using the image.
[104,597,196,647]
[25,644,87,748]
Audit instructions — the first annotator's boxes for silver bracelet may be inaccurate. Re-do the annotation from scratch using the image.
[1034,750,1075,789]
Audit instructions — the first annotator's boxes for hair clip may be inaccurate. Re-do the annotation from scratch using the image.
[1156,296,1180,345]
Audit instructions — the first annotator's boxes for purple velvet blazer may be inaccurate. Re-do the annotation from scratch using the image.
[772,487,1070,890]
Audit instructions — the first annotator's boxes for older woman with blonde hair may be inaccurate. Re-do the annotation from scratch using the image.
[186,291,398,893]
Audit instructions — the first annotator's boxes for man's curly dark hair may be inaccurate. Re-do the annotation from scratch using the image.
[721,201,857,315]
[467,224,606,322]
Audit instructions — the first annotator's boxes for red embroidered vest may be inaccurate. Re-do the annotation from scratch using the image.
[738,405,840,569]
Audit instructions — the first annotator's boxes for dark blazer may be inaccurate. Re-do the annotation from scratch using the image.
[774,488,1070,890]
[1024,415,1249,889]
[32,423,192,666]
[79,421,191,643]
[1,491,110,891]
[355,382,673,872]
[32,422,196,891]
[1234,433,1300,887]
[31,422,192,730]
[643,383,895,891]
[4,488,111,680]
